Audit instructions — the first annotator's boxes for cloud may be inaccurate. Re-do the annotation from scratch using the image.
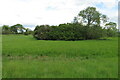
[0,0,118,29]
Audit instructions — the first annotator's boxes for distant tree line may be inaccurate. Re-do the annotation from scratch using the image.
[1,24,33,35]
[1,7,118,40]
[33,7,118,40]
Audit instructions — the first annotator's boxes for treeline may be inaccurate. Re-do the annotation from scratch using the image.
[33,23,118,40]
[33,7,118,40]
[1,24,33,35]
[1,7,119,40]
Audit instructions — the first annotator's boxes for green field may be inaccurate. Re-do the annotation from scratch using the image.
[2,35,118,78]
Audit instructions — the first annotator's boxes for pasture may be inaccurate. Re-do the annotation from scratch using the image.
[2,35,118,78]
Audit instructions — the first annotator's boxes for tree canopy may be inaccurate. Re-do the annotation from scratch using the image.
[1,24,32,35]
[78,7,107,26]
[33,6,117,40]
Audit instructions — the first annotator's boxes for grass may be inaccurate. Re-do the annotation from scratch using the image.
[0,35,2,79]
[2,35,118,78]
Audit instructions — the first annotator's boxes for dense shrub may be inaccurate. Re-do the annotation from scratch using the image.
[33,23,111,40]
[34,25,51,40]
[106,28,118,37]
[85,25,107,39]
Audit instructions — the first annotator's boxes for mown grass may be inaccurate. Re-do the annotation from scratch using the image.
[2,35,118,78]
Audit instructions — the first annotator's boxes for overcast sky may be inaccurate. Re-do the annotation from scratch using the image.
[0,0,118,30]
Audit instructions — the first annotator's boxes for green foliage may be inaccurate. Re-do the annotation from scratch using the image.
[106,28,117,37]
[34,23,83,40]
[2,25,12,34]
[10,24,25,34]
[33,6,117,40]
[33,23,109,40]
[2,24,32,35]
[78,7,107,26]
[1,6,118,39]
[105,22,117,28]
[34,25,51,40]
[105,22,118,37]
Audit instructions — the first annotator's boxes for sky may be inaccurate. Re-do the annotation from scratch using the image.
[0,0,118,30]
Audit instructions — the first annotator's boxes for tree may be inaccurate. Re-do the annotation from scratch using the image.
[78,7,107,26]
[73,17,78,24]
[105,22,118,37]
[14,24,24,34]
[105,22,117,28]
[2,25,11,34]
[2,25,9,31]
[33,6,116,40]
[10,24,25,34]
[10,25,18,33]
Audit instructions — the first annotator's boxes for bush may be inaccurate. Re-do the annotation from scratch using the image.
[34,25,51,40]
[33,23,110,40]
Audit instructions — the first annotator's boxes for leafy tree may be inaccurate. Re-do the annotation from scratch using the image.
[78,7,107,26]
[73,17,78,24]
[2,25,11,34]
[10,24,25,34]
[105,22,117,37]
[105,22,117,28]
[10,25,18,33]
[2,24,32,35]
[2,25,9,31]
